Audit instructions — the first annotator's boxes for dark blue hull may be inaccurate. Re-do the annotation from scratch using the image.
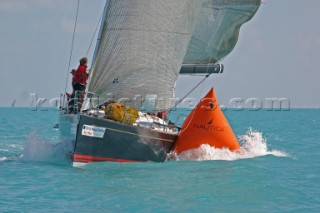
[59,114,177,163]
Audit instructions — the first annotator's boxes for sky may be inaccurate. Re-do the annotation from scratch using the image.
[0,0,319,108]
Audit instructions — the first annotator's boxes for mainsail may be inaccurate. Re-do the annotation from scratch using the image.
[183,0,261,64]
[88,0,201,111]
[87,0,261,111]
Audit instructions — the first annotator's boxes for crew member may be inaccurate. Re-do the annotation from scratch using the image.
[72,57,90,111]
[73,57,89,92]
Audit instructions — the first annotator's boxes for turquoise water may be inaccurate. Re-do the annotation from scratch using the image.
[1,108,319,212]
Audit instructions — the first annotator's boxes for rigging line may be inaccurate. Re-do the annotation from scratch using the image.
[175,57,213,133]
[86,10,104,58]
[173,55,214,109]
[83,9,104,91]
[64,0,80,94]
[199,56,214,105]
[177,74,211,134]
[172,74,210,109]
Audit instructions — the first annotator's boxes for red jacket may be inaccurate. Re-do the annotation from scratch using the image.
[73,65,89,85]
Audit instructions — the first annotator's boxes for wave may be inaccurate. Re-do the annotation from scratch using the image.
[19,131,68,164]
[167,128,288,161]
[0,157,8,162]
[3,129,288,164]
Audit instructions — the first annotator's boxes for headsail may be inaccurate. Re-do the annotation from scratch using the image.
[182,0,261,65]
[88,0,201,112]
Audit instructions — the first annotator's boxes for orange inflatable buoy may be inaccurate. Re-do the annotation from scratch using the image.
[173,88,240,154]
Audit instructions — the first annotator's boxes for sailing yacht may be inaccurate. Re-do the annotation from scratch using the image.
[59,0,261,165]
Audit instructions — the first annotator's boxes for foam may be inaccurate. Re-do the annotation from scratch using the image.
[0,157,8,162]
[167,128,289,161]
[19,131,68,164]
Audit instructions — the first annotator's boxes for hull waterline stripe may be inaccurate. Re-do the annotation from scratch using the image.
[73,154,142,163]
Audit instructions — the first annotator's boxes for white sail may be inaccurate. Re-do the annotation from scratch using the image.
[88,0,201,111]
[183,0,261,64]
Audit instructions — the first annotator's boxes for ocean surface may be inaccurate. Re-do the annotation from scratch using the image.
[0,108,319,212]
